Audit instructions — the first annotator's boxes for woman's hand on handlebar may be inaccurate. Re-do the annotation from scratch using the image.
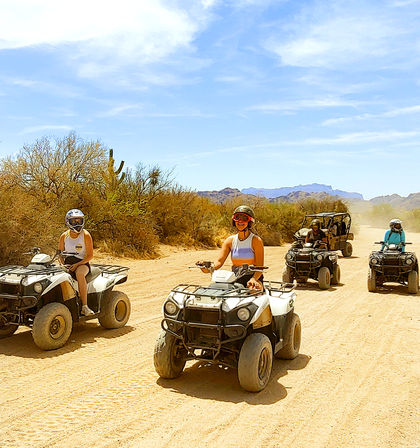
[196,261,214,273]
[247,277,262,290]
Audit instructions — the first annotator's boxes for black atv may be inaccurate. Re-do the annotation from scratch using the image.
[368,242,419,294]
[282,239,340,290]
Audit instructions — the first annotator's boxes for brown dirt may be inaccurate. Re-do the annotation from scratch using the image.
[0,226,419,448]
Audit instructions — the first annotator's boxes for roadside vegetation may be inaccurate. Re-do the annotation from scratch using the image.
[0,133,349,264]
[363,204,420,233]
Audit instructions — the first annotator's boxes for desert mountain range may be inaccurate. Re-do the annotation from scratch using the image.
[197,184,420,210]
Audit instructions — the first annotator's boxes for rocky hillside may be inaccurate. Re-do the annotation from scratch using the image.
[241,184,364,200]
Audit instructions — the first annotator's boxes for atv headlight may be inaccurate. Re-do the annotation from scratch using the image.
[164,301,178,315]
[316,254,323,261]
[33,282,43,294]
[405,257,413,265]
[371,258,378,265]
[286,252,294,261]
[237,307,251,321]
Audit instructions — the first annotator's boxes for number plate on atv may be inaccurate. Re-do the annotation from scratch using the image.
[188,295,221,307]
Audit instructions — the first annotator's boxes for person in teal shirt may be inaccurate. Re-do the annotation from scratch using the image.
[381,219,406,252]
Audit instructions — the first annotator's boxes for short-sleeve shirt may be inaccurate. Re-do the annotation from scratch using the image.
[306,229,326,244]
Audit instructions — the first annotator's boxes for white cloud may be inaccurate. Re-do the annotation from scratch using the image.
[98,104,143,118]
[20,125,73,135]
[264,2,418,69]
[0,1,213,80]
[322,104,420,125]
[247,97,364,112]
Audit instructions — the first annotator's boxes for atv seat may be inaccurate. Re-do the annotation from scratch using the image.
[86,266,102,283]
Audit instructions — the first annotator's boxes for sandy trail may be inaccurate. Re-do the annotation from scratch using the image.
[0,226,419,448]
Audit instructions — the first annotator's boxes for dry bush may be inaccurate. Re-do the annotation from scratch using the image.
[401,209,420,233]
[150,189,223,247]
[0,188,62,264]
[220,195,349,245]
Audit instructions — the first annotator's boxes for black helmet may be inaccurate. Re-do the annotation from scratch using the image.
[310,219,321,229]
[232,205,255,228]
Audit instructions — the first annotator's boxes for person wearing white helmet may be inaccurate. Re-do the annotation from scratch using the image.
[58,209,95,315]
[381,218,406,252]
[198,205,264,290]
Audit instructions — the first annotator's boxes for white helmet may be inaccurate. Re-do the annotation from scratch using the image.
[65,209,85,233]
[389,218,402,233]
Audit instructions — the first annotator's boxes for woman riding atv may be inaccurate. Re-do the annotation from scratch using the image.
[198,205,264,290]
[381,219,406,252]
[58,209,95,315]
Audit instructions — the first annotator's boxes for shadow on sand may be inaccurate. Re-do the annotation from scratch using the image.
[157,353,311,405]
[369,283,418,296]
[0,322,135,359]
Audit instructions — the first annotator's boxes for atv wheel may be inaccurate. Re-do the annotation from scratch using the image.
[341,242,353,257]
[275,313,301,360]
[32,303,72,350]
[367,268,376,292]
[318,267,331,289]
[154,329,186,378]
[407,270,419,294]
[238,333,273,392]
[0,320,18,339]
[282,266,293,283]
[99,291,131,329]
[331,264,341,285]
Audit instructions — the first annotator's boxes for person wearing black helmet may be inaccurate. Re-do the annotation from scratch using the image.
[381,219,406,252]
[58,209,94,315]
[305,218,328,249]
[198,205,264,290]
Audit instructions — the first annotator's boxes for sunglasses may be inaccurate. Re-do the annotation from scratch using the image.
[394,224,401,229]
[233,213,252,223]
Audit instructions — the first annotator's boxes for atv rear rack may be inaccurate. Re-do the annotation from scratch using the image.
[91,264,129,275]
[0,265,65,278]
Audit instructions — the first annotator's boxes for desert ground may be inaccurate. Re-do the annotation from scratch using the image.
[0,226,419,448]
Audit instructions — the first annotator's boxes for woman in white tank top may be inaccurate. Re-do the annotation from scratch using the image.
[58,209,94,315]
[199,205,264,289]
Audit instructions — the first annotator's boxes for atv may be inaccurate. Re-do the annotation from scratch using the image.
[283,239,340,290]
[0,248,131,350]
[368,242,419,294]
[154,264,301,392]
[297,212,354,257]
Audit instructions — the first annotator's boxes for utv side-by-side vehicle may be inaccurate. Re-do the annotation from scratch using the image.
[154,264,301,392]
[295,212,354,257]
[0,248,131,350]
[368,242,419,294]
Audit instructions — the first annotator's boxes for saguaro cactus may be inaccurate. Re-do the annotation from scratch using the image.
[104,148,125,191]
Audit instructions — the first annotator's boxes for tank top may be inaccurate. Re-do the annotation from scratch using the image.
[64,230,86,260]
[231,233,255,264]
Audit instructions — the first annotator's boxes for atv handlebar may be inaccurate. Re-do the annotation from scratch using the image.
[375,241,411,245]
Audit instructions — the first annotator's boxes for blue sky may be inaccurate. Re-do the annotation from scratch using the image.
[1,0,419,199]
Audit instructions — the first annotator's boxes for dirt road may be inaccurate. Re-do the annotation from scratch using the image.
[0,226,419,448]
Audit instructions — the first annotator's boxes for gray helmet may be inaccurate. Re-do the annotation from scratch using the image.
[232,205,255,228]
[65,209,85,233]
[389,218,402,233]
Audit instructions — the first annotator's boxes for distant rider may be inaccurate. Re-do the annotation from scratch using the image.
[305,219,328,249]
[58,209,94,315]
[198,205,264,290]
[381,219,406,252]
